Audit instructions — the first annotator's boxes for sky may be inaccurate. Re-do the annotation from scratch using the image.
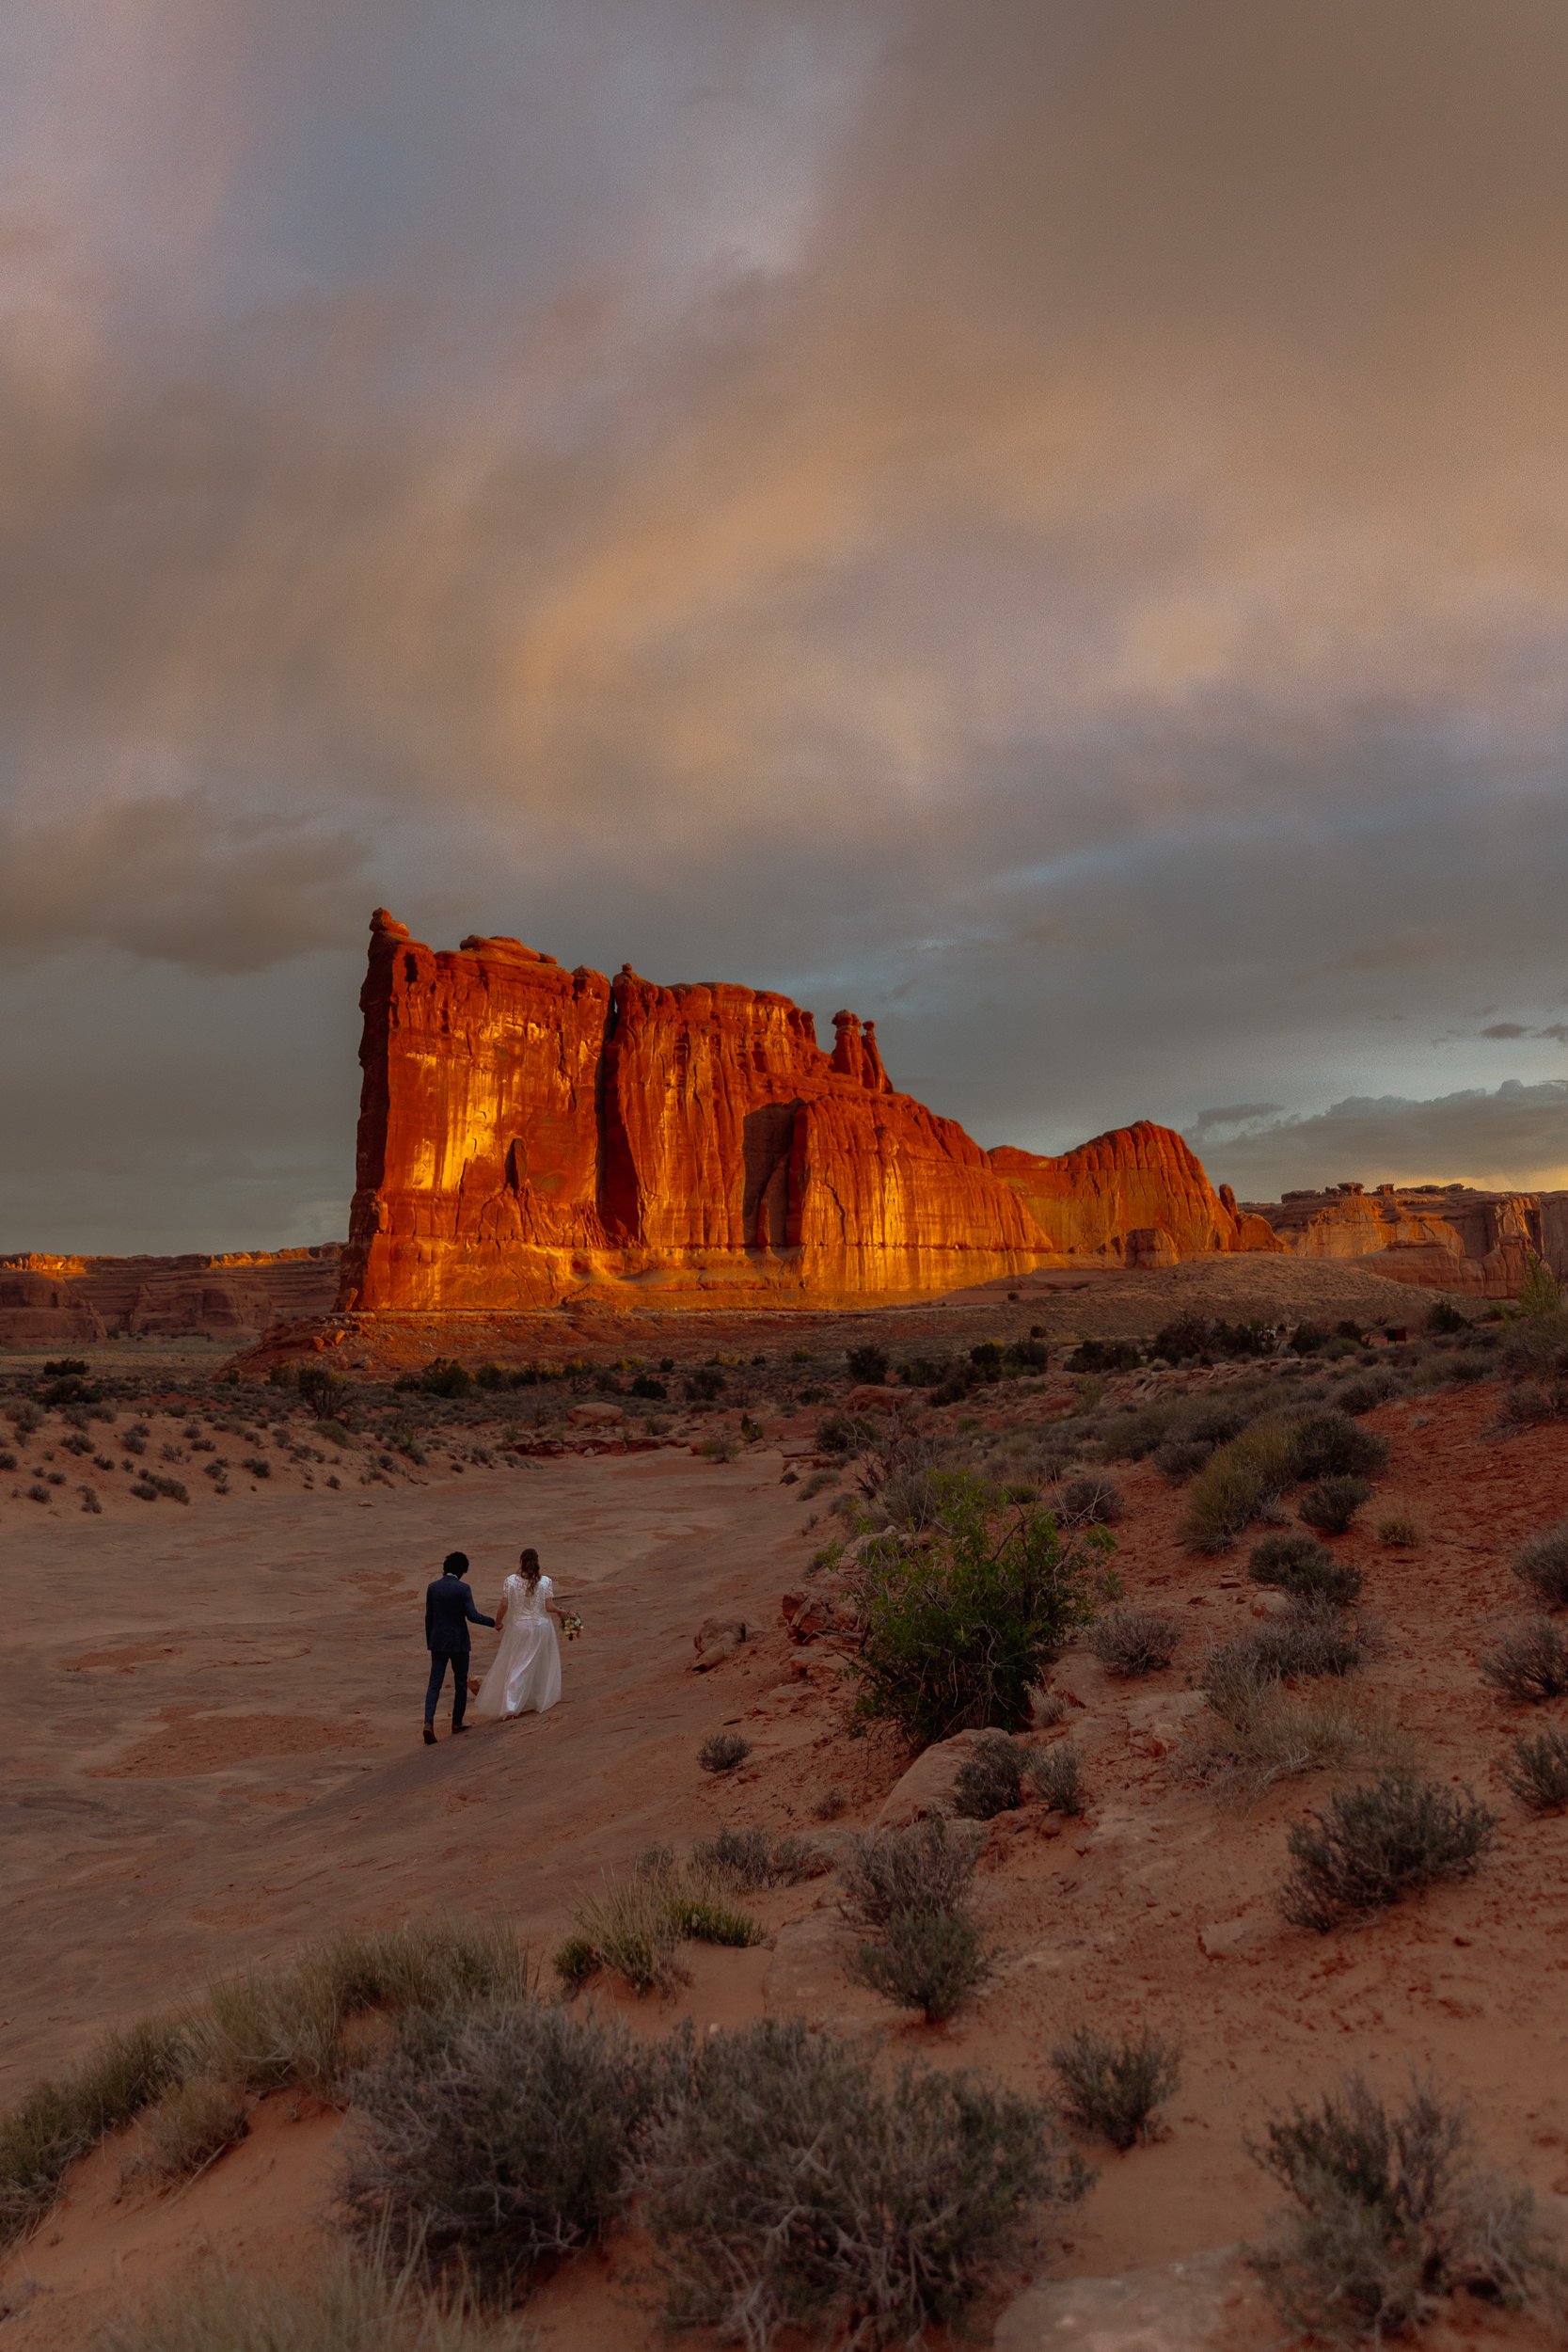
[2,0,1566,1253]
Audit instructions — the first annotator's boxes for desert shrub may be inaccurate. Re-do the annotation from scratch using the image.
[691,1828,824,1892]
[1248,1533,1363,1606]
[1502,1726,1568,1812]
[0,1451,15,1472]
[0,2017,186,2247]
[1247,2073,1555,2342]
[1285,1408,1388,1481]
[816,1409,874,1458]
[1201,1606,1364,1724]
[1152,1435,1212,1482]
[1088,1607,1180,1677]
[1480,1617,1568,1703]
[196,1919,528,2098]
[1180,1416,1302,1550]
[847,1343,890,1384]
[694,1431,739,1461]
[562,1853,761,1994]
[1377,1515,1421,1548]
[814,1785,849,1821]
[1055,1472,1125,1526]
[1051,2026,1180,2150]
[27,1482,52,1502]
[1299,1475,1372,1535]
[60,1430,93,1456]
[878,1463,954,1533]
[345,1997,661,2294]
[638,2017,1085,2348]
[1278,1774,1496,1931]
[1426,1298,1468,1335]
[95,2247,521,2352]
[1334,1372,1401,1416]
[1513,1520,1568,1610]
[846,1474,1100,1744]
[846,1908,994,2021]
[296,1363,347,1418]
[1026,1742,1085,1813]
[699,1730,751,1773]
[1194,1688,1409,1800]
[417,1359,474,1398]
[842,1816,982,1929]
[628,1372,666,1400]
[239,1454,270,1479]
[951,1732,1027,1819]
[135,2072,249,2182]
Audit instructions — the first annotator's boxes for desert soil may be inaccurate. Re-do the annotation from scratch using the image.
[3,1283,1565,2348]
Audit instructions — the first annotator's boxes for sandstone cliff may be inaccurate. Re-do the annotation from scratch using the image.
[0,1248,342,1348]
[1243,1181,1568,1298]
[341,912,1275,1312]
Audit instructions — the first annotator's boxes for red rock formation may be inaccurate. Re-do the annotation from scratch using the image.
[1245,1181,1567,1297]
[341,913,1276,1312]
[0,1248,341,1348]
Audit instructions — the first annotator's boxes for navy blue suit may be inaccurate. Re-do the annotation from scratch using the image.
[423,1573,495,1729]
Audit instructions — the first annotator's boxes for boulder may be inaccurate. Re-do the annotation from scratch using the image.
[567,1402,623,1427]
[692,1616,748,1671]
[994,2247,1244,2350]
[877,1728,1002,1826]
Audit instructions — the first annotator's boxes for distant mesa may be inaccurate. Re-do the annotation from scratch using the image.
[339,912,1279,1313]
[0,1248,341,1348]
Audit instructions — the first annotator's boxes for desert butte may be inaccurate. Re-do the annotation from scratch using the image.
[4,1258,1568,2347]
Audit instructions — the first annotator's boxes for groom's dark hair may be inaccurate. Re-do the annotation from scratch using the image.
[443,1549,469,1576]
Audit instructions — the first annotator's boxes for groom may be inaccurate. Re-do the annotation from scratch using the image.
[422,1549,495,1744]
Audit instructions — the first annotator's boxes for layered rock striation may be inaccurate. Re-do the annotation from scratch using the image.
[1248,1181,1568,1297]
[0,1247,342,1348]
[340,913,1276,1313]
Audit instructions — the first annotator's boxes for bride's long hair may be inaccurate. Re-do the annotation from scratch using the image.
[517,1546,543,1590]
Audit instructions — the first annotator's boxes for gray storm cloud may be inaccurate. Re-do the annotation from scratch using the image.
[2,0,1567,1247]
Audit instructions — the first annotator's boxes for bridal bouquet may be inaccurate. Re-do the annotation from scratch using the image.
[560,1610,586,1642]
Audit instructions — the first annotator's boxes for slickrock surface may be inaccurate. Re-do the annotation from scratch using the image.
[5,1368,1568,2349]
[340,910,1275,1314]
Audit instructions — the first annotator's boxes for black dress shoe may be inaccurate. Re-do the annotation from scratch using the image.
[451,1723,468,1735]
[422,1724,436,1745]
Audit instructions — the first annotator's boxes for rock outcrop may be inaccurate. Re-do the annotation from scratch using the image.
[0,1248,342,1349]
[1247,1181,1568,1298]
[339,912,1276,1313]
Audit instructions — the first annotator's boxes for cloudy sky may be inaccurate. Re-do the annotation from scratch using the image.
[3,0,1566,1252]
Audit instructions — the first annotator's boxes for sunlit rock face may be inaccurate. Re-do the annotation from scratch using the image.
[1251,1182,1566,1296]
[341,912,1275,1312]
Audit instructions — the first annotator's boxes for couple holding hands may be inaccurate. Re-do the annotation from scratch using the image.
[422,1547,578,1743]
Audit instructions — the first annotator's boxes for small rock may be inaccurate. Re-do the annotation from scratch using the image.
[1198,1915,1267,1960]
[692,1615,747,1671]
[567,1402,623,1427]
[995,2245,1243,2350]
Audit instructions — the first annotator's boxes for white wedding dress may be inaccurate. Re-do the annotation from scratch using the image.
[471,1573,562,1721]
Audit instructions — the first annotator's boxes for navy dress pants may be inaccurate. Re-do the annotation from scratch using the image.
[425,1648,469,1728]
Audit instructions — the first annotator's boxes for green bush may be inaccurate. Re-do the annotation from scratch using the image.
[847,1343,890,1384]
[637,2017,1086,2348]
[846,1474,1101,1743]
[1051,2026,1180,2150]
[345,1997,663,2294]
[1278,1775,1495,1932]
[1299,1476,1372,1534]
[1247,2073,1554,2341]
[1288,1409,1390,1480]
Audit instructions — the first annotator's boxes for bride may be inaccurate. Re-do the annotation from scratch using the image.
[470,1548,563,1722]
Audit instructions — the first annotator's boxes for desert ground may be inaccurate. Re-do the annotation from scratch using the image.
[4,1257,1568,2349]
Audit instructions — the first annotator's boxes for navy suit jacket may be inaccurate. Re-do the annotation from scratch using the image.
[424,1574,495,1655]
